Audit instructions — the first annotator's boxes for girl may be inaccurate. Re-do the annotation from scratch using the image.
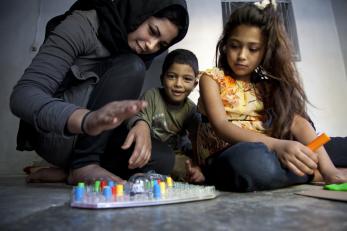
[188,0,347,191]
[10,0,189,184]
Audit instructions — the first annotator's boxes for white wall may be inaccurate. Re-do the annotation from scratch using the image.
[171,0,224,103]
[293,0,347,135]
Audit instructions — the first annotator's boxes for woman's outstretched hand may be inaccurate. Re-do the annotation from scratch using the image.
[122,120,152,169]
[273,139,319,177]
[68,100,147,136]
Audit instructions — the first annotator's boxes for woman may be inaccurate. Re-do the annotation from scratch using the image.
[10,0,189,184]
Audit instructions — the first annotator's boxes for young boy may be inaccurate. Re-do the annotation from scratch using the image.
[124,49,203,181]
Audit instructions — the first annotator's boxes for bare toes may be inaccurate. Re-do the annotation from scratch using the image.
[68,164,124,185]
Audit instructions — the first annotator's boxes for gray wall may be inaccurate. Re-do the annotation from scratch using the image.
[1,0,346,176]
[0,0,74,175]
[331,0,347,79]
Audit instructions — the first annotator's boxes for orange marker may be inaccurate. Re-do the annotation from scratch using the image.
[307,133,331,151]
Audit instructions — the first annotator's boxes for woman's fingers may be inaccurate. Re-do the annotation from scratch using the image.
[86,100,147,135]
[109,100,147,120]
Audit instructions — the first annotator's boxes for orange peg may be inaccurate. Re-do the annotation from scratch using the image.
[307,133,331,151]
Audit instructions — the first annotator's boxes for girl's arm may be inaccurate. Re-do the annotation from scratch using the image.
[291,115,345,183]
[199,74,318,176]
[200,74,275,147]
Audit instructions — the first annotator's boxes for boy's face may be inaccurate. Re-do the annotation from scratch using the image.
[162,63,197,105]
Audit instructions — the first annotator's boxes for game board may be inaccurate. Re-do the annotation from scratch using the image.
[70,172,217,209]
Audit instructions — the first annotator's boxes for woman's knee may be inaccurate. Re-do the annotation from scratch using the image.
[90,54,146,103]
[108,54,146,81]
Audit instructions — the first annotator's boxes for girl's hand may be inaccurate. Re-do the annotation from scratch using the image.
[82,100,147,136]
[122,120,152,169]
[272,139,319,176]
[185,160,205,183]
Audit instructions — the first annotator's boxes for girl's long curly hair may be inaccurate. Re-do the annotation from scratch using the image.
[216,1,309,139]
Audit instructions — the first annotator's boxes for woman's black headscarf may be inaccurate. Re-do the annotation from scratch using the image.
[47,0,189,64]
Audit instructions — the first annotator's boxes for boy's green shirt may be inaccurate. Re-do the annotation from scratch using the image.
[128,88,198,150]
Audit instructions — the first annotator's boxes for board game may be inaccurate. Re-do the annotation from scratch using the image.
[70,172,217,209]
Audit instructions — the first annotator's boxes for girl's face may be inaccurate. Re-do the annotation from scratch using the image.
[226,25,265,81]
[162,63,197,105]
[128,16,178,55]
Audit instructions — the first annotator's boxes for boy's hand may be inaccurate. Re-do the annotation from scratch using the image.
[122,120,152,169]
[185,159,205,183]
[273,139,318,177]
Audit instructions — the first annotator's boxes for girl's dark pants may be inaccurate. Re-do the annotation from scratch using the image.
[70,54,174,179]
[204,137,347,192]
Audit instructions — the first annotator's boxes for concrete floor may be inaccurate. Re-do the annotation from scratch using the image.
[0,176,346,231]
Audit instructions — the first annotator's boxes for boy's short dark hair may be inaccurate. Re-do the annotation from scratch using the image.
[161,49,199,79]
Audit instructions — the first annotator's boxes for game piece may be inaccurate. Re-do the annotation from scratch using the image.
[307,133,331,151]
[324,183,347,191]
[70,172,217,209]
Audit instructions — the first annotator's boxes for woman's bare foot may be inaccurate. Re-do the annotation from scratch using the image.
[25,167,67,183]
[67,164,125,185]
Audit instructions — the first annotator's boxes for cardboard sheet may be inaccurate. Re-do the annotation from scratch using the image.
[296,189,347,202]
